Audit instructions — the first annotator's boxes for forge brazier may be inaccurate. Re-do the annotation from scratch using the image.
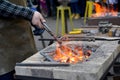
[15,41,120,80]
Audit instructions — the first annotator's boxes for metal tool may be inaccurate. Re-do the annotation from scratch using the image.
[65,36,120,44]
[42,22,62,44]
[40,52,55,62]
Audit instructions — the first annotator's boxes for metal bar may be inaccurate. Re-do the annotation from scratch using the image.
[67,36,120,40]
[39,36,120,42]
[69,37,120,41]
[38,39,55,41]
[16,62,70,67]
[40,34,46,48]
[15,75,62,80]
[40,52,55,62]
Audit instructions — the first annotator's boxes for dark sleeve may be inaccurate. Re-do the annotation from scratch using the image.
[0,0,34,21]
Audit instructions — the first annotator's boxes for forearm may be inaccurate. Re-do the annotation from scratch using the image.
[0,0,34,21]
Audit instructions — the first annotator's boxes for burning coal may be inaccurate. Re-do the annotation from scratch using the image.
[51,44,97,64]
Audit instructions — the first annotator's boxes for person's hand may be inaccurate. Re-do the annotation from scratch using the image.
[31,11,46,28]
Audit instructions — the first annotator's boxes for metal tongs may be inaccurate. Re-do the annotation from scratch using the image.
[42,22,62,45]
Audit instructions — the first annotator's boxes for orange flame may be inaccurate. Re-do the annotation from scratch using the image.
[92,2,118,17]
[53,45,91,64]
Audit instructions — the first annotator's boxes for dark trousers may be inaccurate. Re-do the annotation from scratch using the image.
[70,2,80,14]
[46,0,58,17]
[78,0,86,17]
[0,70,15,80]
[118,0,120,12]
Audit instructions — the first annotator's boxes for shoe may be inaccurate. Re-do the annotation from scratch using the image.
[71,13,75,19]
[74,14,80,19]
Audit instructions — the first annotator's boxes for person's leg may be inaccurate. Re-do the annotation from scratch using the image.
[118,0,120,12]
[74,2,80,19]
[0,70,15,80]
[70,3,76,18]
[46,0,52,17]
[50,0,57,17]
[78,0,86,17]
[74,2,80,13]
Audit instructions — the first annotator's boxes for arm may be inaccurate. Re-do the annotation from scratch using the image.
[0,0,45,28]
[0,0,34,20]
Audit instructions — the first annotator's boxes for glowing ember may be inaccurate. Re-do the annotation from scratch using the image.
[53,44,92,64]
[92,2,118,17]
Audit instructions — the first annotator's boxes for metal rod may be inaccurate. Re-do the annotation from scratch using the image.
[39,36,120,42]
[39,34,46,48]
[70,37,120,41]
[65,36,120,41]
[42,22,62,44]
[38,39,55,41]
[40,52,55,62]
[16,62,70,67]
